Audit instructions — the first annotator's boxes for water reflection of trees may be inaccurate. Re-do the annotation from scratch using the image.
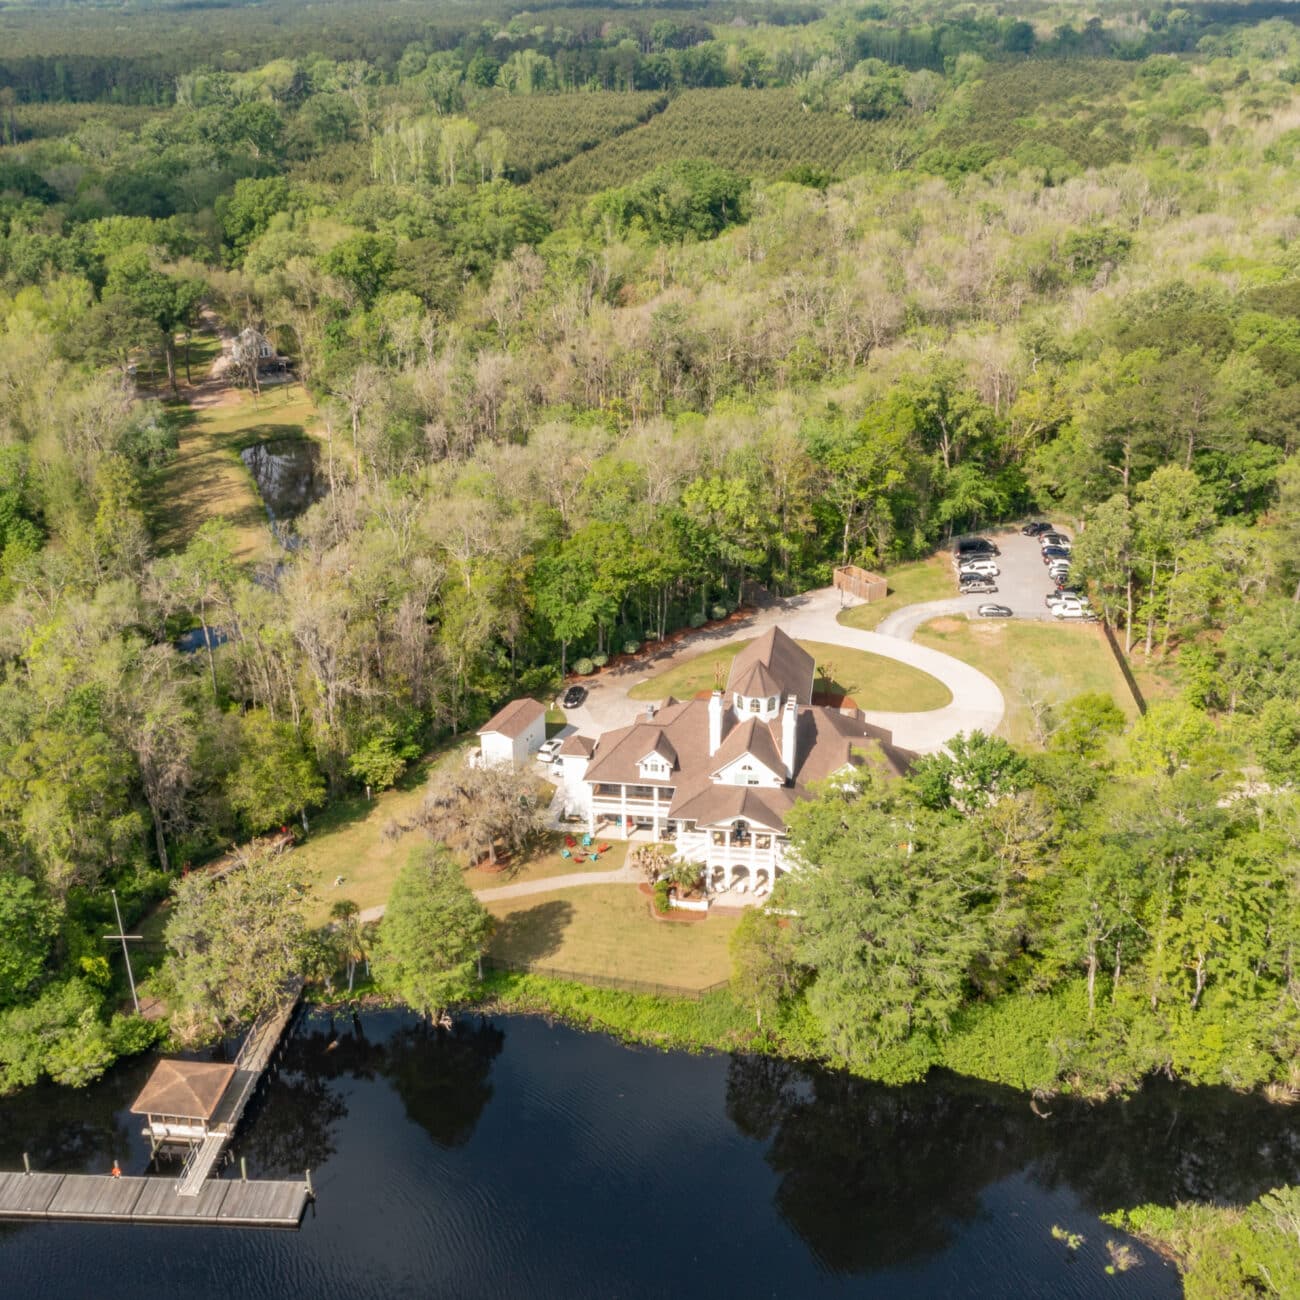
[379,1016,504,1148]
[233,1010,505,1173]
[725,1055,1300,1275]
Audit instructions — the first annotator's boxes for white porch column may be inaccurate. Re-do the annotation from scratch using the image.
[652,786,661,838]
[619,786,628,837]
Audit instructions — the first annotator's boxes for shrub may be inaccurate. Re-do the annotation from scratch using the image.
[573,657,595,675]
[688,612,707,629]
[652,879,672,913]
[622,639,640,655]
[710,604,728,621]
[590,653,609,669]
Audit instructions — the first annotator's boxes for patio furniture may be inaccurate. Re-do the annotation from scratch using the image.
[596,843,611,854]
[589,852,600,862]
[573,852,586,863]
[581,833,593,847]
[561,849,572,860]
[564,835,577,848]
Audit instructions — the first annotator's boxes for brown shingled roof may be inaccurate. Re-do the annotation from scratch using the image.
[726,627,815,705]
[557,734,596,757]
[710,716,786,780]
[477,696,545,740]
[130,1059,236,1120]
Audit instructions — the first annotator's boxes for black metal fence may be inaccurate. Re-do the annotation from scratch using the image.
[482,956,729,1001]
[1100,620,1147,715]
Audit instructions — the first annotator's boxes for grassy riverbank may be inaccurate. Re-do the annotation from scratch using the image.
[1103,1191,1300,1299]
[467,969,1097,1093]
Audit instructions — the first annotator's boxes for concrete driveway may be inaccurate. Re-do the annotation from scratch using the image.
[559,586,1006,755]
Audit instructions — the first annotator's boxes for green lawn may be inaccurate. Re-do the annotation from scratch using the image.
[627,637,952,711]
[292,743,473,924]
[486,884,738,988]
[150,380,324,562]
[836,556,954,631]
[913,617,1141,746]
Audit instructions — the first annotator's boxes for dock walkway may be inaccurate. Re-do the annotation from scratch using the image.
[174,982,303,1195]
[0,1170,310,1228]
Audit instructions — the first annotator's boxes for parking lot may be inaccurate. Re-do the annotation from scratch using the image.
[878,526,1077,639]
[970,527,1074,617]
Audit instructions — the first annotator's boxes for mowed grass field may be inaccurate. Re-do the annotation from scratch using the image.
[836,555,955,631]
[627,637,952,711]
[151,378,323,562]
[913,617,1141,746]
[486,885,738,989]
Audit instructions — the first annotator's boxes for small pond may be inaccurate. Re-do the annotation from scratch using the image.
[240,438,327,534]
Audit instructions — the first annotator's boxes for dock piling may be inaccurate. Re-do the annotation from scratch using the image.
[22,1153,30,1176]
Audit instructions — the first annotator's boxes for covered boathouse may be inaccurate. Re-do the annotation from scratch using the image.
[129,1059,237,1147]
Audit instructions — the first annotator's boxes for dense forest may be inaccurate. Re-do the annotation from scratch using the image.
[0,1,1298,1225]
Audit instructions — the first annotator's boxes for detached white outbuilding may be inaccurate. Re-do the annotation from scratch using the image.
[477,697,547,768]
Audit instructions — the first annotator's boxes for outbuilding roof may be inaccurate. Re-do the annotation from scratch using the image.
[478,697,546,740]
[129,1059,236,1120]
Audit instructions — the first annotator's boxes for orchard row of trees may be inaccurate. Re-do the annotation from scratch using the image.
[0,0,1256,106]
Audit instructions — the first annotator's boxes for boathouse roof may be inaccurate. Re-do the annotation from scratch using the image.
[129,1059,236,1120]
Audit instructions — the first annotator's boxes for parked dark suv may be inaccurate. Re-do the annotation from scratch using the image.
[952,535,999,559]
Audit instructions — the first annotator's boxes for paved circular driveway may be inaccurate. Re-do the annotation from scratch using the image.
[562,585,1006,755]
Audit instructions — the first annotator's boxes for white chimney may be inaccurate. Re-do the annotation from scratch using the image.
[781,696,798,782]
[708,689,724,756]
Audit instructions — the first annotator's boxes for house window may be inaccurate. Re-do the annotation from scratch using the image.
[756,834,771,850]
[748,696,760,713]
[768,696,777,711]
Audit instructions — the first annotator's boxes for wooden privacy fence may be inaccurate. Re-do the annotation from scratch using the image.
[833,565,887,602]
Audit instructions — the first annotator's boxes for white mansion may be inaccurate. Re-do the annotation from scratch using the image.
[567,628,905,894]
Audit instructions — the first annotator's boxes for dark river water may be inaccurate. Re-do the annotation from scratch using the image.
[2,1009,1298,1299]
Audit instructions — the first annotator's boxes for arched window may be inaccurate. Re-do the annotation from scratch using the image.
[748,696,760,712]
[768,696,777,711]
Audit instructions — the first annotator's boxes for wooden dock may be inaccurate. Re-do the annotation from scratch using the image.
[0,1170,310,1228]
[173,983,303,1196]
[0,982,315,1226]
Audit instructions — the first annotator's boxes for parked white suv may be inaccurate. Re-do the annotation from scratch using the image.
[957,558,1000,577]
[1052,599,1095,620]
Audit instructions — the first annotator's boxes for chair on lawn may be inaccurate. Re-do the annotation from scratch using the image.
[581,833,593,848]
[596,843,611,854]
[573,852,586,864]
[561,848,572,860]
[564,834,577,848]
